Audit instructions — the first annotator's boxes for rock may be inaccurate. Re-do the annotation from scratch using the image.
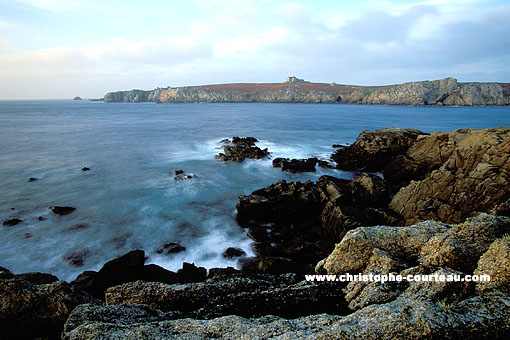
[81,167,90,171]
[50,206,76,215]
[474,235,510,294]
[141,264,180,285]
[420,214,510,273]
[331,128,425,171]
[389,128,510,225]
[216,137,270,162]
[62,250,91,267]
[236,174,397,273]
[17,272,59,284]
[176,262,206,283]
[172,169,196,180]
[318,159,335,169]
[104,273,347,319]
[73,96,82,100]
[2,218,22,227]
[71,250,146,299]
[272,157,318,173]
[207,267,240,279]
[316,220,450,275]
[61,293,510,340]
[28,177,38,182]
[0,274,99,340]
[222,247,247,258]
[38,216,46,221]
[156,242,186,255]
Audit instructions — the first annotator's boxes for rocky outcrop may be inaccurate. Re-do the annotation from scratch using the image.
[331,127,510,223]
[236,173,399,272]
[389,127,510,224]
[316,214,510,313]
[104,78,510,105]
[2,218,22,227]
[332,128,426,172]
[50,206,76,215]
[0,271,99,340]
[216,137,270,162]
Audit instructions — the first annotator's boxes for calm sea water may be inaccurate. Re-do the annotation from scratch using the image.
[1,100,509,281]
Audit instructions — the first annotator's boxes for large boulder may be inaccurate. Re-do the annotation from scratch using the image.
[272,157,318,173]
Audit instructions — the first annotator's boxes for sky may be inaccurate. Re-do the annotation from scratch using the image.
[0,0,509,99]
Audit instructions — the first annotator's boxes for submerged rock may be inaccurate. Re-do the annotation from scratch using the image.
[81,167,90,171]
[50,206,76,215]
[222,247,247,258]
[216,136,270,162]
[28,177,38,182]
[156,242,186,255]
[2,218,22,227]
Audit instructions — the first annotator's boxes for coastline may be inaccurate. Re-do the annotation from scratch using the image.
[2,126,510,339]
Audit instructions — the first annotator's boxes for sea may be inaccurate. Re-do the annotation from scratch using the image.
[1,100,509,281]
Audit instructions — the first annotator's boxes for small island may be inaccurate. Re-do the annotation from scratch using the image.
[73,96,82,100]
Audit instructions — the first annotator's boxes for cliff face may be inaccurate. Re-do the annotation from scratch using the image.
[104,78,510,105]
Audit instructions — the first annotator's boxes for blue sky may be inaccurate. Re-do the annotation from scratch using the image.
[0,0,509,99]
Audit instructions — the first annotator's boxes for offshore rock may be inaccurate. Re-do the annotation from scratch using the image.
[216,136,270,162]
[0,274,99,340]
[50,206,76,215]
[272,157,318,173]
[2,218,22,227]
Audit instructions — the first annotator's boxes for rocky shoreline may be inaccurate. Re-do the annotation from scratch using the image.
[2,127,510,339]
[104,77,510,106]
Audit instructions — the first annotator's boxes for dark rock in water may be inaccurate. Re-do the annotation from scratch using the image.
[318,160,335,169]
[156,242,186,255]
[216,136,270,162]
[28,177,38,182]
[65,223,90,232]
[0,271,99,340]
[177,262,207,283]
[63,250,91,267]
[218,138,231,144]
[38,216,46,221]
[3,218,22,227]
[50,206,76,215]
[81,167,90,171]
[272,157,318,173]
[73,96,82,100]
[17,272,59,285]
[222,247,247,259]
[332,144,344,148]
[331,128,425,171]
[24,232,32,238]
[172,169,196,180]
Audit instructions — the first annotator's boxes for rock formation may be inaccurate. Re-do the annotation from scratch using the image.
[104,78,510,105]
[216,137,270,162]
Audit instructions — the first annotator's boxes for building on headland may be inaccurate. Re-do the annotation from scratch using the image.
[285,76,307,83]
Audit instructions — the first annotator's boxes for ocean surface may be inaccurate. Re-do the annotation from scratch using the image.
[1,100,509,281]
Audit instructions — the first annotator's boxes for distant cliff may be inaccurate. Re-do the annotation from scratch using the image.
[104,78,510,106]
